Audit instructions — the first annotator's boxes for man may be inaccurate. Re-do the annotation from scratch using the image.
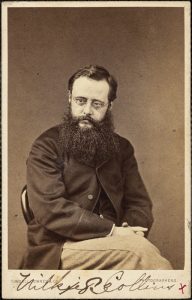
[22,65,172,270]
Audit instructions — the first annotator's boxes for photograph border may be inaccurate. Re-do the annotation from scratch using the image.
[2,1,191,299]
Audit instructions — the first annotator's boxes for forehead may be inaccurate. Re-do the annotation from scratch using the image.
[72,77,109,100]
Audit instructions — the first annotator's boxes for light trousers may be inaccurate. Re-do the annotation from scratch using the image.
[60,233,173,270]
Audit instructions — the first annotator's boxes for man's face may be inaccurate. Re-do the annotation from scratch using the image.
[69,76,111,129]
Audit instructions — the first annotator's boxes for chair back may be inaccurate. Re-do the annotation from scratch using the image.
[21,186,34,224]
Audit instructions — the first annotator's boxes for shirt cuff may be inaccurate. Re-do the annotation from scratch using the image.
[106,223,115,236]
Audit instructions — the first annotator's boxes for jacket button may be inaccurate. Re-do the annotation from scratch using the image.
[88,194,93,200]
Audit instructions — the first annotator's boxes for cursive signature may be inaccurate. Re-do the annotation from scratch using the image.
[16,271,175,295]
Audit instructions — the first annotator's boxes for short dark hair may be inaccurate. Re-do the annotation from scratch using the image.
[68,65,117,102]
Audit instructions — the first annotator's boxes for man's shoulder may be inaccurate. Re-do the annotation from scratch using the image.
[114,132,134,154]
[30,124,61,154]
[35,125,60,142]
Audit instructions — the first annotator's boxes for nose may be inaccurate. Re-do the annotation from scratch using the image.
[83,101,93,115]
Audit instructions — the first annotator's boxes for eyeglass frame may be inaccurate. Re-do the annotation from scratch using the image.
[71,96,109,111]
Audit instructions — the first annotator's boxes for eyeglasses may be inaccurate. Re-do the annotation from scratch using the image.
[72,97,108,110]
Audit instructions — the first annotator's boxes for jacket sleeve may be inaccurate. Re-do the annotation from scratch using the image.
[27,129,114,241]
[121,140,154,232]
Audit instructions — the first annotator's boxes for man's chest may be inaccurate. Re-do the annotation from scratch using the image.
[62,157,124,213]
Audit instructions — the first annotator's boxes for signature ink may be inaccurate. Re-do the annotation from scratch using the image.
[179,283,187,294]
[16,271,176,295]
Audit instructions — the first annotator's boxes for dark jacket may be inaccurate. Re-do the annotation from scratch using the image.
[21,125,153,269]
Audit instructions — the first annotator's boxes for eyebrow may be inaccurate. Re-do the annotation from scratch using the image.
[75,96,104,103]
[74,96,87,100]
[92,99,104,103]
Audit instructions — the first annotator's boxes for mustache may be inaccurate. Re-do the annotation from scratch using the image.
[72,115,101,127]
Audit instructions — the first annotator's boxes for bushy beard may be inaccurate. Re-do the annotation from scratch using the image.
[59,107,119,166]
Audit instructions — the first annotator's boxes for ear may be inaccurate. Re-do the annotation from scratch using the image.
[108,101,113,110]
[68,91,72,103]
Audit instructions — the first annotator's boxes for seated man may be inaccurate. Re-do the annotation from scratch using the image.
[21,65,172,270]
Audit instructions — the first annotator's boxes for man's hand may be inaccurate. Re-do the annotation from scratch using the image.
[112,222,148,237]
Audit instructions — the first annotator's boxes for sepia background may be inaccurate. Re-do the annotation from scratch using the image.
[8,7,184,269]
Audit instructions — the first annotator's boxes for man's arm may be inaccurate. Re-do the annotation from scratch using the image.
[121,139,154,234]
[27,129,114,241]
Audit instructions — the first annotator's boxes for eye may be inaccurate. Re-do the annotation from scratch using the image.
[75,98,87,105]
[92,101,103,109]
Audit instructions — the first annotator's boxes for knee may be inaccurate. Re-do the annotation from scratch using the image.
[138,240,173,270]
[125,236,173,270]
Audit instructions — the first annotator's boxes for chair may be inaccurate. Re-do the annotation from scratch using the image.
[21,186,34,224]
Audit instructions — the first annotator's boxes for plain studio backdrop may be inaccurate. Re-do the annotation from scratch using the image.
[8,7,184,269]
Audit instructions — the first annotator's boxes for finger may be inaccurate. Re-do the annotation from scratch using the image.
[122,222,129,227]
[129,226,148,231]
[135,231,145,237]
